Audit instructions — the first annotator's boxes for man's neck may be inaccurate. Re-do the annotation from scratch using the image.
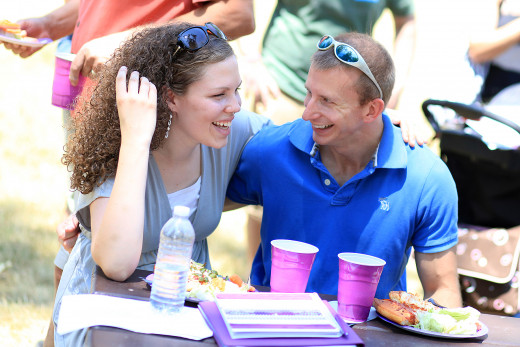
[320,123,383,186]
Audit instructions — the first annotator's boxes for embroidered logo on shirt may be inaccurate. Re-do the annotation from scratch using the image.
[379,197,389,211]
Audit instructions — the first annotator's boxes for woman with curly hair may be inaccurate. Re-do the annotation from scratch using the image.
[52,22,271,345]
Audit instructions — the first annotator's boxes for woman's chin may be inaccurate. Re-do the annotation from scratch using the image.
[206,138,229,149]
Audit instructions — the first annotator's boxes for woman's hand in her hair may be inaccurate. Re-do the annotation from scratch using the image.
[115,66,158,147]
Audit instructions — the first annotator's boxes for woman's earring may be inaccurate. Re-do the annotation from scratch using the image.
[165,114,173,139]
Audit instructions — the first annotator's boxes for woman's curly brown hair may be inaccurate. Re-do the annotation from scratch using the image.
[63,22,234,194]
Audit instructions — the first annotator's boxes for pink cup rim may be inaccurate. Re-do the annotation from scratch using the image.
[338,252,386,266]
[271,239,319,254]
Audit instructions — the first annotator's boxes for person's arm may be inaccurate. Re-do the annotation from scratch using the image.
[52,215,79,298]
[69,0,254,84]
[415,247,462,308]
[468,0,520,64]
[2,0,79,58]
[386,14,416,110]
[90,67,157,281]
[411,150,460,307]
[223,197,246,211]
[234,1,280,115]
[35,0,80,41]
[176,0,255,40]
[56,214,80,252]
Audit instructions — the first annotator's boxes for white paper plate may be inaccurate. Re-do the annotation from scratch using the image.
[55,52,76,62]
[0,33,52,48]
[377,313,488,339]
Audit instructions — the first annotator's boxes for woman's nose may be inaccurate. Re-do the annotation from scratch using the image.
[226,94,242,113]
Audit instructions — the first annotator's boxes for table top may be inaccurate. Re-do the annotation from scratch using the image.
[87,267,520,347]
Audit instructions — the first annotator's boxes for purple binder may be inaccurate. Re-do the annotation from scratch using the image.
[198,300,364,347]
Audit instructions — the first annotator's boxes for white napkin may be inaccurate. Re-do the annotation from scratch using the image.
[57,294,213,340]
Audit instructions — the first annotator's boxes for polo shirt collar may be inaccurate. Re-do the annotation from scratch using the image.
[288,119,316,155]
[377,113,408,169]
[288,113,408,169]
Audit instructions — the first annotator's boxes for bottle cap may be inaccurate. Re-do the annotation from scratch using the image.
[173,205,190,217]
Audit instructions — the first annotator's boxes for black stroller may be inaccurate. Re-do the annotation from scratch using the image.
[422,99,520,316]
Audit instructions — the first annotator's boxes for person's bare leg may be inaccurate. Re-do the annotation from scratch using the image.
[43,317,54,347]
[43,266,63,347]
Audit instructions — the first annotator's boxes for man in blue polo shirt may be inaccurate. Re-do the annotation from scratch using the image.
[227,32,462,307]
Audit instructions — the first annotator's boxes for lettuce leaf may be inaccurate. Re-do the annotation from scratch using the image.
[414,307,480,334]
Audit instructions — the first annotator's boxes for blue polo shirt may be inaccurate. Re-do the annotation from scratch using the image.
[227,114,458,297]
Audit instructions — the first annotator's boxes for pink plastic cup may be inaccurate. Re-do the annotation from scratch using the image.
[337,252,386,323]
[270,239,319,293]
[52,53,86,110]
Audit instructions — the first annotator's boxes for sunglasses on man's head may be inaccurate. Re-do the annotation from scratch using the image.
[317,35,383,99]
[173,22,227,56]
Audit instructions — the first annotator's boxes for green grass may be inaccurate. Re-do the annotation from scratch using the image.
[0,200,58,346]
[0,201,56,304]
[0,303,52,347]
[1,5,66,340]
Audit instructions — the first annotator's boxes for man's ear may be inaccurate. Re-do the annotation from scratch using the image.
[363,98,385,123]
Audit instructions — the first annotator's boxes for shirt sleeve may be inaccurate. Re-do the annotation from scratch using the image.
[54,246,70,270]
[412,159,459,253]
[74,177,115,232]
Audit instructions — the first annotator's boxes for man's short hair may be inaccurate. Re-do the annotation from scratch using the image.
[311,32,395,105]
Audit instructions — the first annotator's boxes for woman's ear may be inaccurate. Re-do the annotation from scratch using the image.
[164,87,177,114]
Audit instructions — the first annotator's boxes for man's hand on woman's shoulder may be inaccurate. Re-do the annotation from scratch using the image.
[57,214,80,252]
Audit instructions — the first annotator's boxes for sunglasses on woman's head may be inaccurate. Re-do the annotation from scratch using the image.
[173,22,227,56]
[317,35,383,99]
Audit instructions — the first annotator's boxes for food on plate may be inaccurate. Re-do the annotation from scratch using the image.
[373,298,418,325]
[389,291,439,312]
[414,306,482,335]
[0,19,26,39]
[373,291,482,335]
[147,260,255,301]
[0,19,38,42]
[187,260,255,300]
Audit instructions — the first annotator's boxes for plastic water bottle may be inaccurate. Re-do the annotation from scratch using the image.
[150,205,195,313]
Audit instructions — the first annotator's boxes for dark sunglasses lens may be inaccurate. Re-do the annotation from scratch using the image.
[206,22,227,40]
[318,36,333,49]
[336,45,358,63]
[179,27,208,50]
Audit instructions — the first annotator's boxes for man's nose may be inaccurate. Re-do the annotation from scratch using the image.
[302,98,318,120]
